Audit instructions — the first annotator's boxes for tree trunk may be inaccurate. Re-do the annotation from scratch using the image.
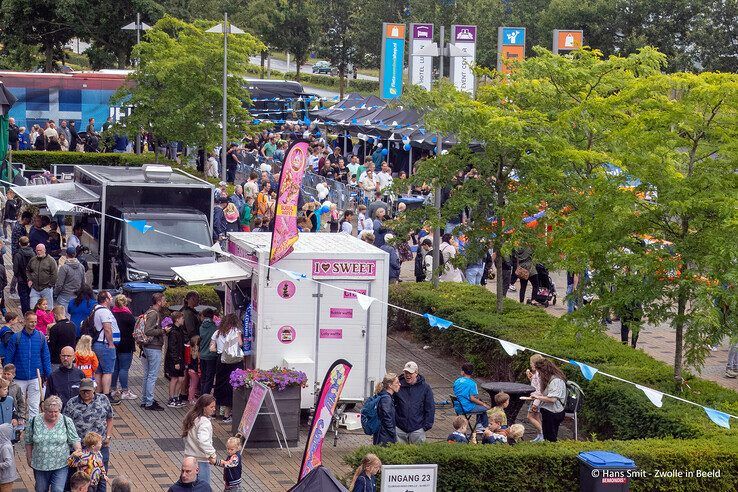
[260,50,267,79]
[117,47,128,69]
[339,67,346,100]
[44,43,54,72]
[295,54,301,81]
[495,254,504,313]
[673,286,687,391]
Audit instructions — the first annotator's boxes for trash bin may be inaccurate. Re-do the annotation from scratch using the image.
[578,451,636,492]
[122,282,166,317]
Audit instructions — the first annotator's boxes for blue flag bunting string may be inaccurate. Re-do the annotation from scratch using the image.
[423,313,453,329]
[569,360,599,381]
[41,194,735,429]
[125,219,152,234]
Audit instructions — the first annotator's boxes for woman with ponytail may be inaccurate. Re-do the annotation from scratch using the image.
[350,453,382,492]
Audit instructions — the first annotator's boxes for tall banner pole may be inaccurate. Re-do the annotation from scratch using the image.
[497,27,526,74]
[269,140,310,265]
[449,25,478,96]
[409,24,436,90]
[552,29,584,55]
[298,359,352,480]
[379,23,406,100]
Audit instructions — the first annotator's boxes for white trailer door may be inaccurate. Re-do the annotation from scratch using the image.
[316,281,372,401]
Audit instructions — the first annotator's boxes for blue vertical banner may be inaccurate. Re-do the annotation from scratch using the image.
[380,23,406,99]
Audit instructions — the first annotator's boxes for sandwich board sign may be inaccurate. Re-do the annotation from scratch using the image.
[238,381,291,456]
[553,29,583,54]
[381,464,438,491]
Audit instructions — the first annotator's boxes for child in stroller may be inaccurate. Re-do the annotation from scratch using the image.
[527,264,557,307]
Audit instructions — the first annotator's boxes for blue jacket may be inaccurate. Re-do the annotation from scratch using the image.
[393,373,435,433]
[372,391,396,445]
[0,396,14,425]
[5,329,52,380]
[213,206,227,241]
[380,245,401,280]
[68,298,96,335]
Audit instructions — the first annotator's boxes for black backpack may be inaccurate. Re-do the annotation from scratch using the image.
[414,250,426,279]
[564,380,584,413]
[80,305,105,341]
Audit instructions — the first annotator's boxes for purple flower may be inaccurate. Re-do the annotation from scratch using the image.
[229,366,308,391]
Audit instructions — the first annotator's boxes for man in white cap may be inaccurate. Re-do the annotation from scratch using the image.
[393,361,435,444]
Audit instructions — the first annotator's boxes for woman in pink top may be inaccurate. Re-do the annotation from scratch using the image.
[34,298,55,335]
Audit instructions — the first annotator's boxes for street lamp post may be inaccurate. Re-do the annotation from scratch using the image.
[207,13,245,182]
[122,13,151,155]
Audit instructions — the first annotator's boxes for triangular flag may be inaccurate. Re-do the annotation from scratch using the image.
[635,384,663,408]
[569,359,599,381]
[199,242,230,256]
[356,293,375,310]
[499,340,525,356]
[45,195,77,216]
[704,407,731,429]
[125,219,152,233]
[423,313,453,330]
[280,269,307,281]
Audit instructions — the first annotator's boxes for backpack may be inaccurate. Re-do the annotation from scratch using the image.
[133,310,156,346]
[414,251,426,279]
[360,393,384,435]
[563,380,584,413]
[0,326,13,357]
[80,306,105,340]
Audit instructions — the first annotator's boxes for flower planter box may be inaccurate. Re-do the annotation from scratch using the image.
[232,384,301,448]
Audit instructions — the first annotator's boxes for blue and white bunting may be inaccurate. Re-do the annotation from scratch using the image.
[569,359,599,381]
[125,219,152,233]
[280,269,307,281]
[499,339,525,356]
[423,313,453,330]
[704,407,731,429]
[635,384,664,408]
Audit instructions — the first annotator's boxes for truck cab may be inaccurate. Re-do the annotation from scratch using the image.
[105,207,214,286]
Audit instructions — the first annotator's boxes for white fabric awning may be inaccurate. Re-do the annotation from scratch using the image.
[172,261,251,285]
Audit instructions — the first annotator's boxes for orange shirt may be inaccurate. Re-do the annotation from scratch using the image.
[75,352,99,379]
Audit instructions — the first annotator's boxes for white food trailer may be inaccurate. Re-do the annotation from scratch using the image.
[173,232,389,409]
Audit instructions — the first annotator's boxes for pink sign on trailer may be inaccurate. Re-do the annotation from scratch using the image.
[311,259,377,279]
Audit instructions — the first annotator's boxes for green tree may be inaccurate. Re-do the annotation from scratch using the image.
[273,0,320,80]
[111,16,265,152]
[401,80,559,313]
[0,0,76,71]
[606,71,738,386]
[57,0,166,69]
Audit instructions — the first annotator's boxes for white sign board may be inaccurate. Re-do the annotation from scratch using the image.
[449,25,477,96]
[381,464,438,492]
[409,23,435,90]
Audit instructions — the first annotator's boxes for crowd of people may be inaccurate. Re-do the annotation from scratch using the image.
[7,117,127,154]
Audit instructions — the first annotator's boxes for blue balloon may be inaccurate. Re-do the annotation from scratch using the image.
[381,148,389,156]
[367,137,374,143]
[319,205,331,214]
[431,136,438,143]
[403,143,411,151]
[315,131,321,137]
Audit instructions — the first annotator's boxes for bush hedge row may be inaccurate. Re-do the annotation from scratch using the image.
[10,151,175,169]
[388,283,738,439]
[346,437,738,491]
[165,285,221,310]
[244,65,379,94]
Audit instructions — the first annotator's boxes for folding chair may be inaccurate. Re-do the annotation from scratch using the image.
[449,394,487,439]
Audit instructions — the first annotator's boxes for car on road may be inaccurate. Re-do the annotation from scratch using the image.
[312,61,337,75]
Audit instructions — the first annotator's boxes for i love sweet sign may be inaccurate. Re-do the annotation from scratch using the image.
[311,259,377,279]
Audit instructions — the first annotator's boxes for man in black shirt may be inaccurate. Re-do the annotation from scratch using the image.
[7,117,19,150]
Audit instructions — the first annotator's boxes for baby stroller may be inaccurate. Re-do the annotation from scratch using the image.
[527,263,557,307]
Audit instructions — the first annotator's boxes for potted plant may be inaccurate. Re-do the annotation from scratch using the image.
[230,367,308,446]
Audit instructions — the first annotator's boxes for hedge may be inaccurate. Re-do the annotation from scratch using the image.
[388,283,738,439]
[244,65,379,94]
[165,285,222,310]
[10,151,176,169]
[346,438,738,491]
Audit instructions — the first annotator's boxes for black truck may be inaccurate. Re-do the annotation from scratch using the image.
[13,164,216,289]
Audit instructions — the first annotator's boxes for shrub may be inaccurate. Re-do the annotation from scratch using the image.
[165,285,221,310]
[388,283,738,439]
[345,438,738,491]
[10,151,176,169]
